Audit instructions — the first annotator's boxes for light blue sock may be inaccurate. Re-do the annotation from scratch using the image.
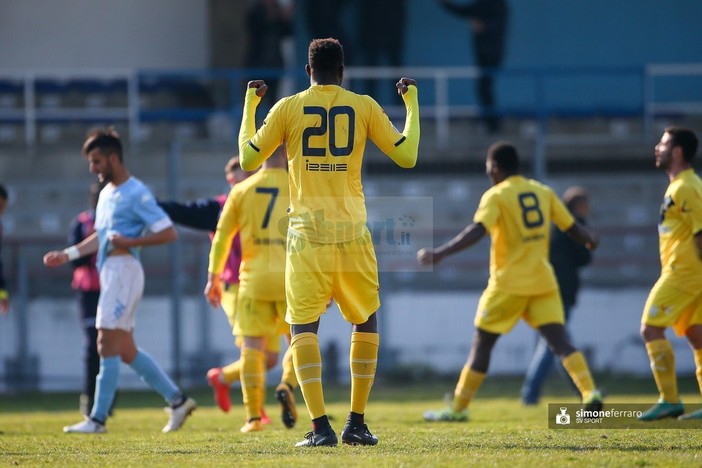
[90,356,120,424]
[129,349,182,405]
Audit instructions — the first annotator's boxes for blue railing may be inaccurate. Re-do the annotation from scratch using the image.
[0,64,700,148]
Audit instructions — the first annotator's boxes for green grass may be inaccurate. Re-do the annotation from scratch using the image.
[1,376,701,467]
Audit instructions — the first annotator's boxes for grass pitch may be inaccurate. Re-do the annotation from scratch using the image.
[1,376,700,467]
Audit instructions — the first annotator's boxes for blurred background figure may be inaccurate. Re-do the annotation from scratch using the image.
[357,0,407,99]
[521,186,592,405]
[303,0,353,63]
[246,0,295,105]
[69,181,106,416]
[437,0,508,133]
[0,184,8,315]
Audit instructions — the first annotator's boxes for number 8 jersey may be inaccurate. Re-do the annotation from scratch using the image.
[473,175,575,295]
[240,85,419,244]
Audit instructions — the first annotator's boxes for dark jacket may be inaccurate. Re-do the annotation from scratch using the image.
[550,215,592,308]
[0,219,5,293]
[439,0,508,65]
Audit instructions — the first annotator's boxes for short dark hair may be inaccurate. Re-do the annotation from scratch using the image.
[562,186,588,211]
[308,38,344,76]
[225,156,240,174]
[0,184,7,200]
[82,127,123,161]
[488,141,520,174]
[665,127,698,162]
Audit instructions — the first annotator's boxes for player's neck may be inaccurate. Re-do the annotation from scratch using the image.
[110,169,131,186]
[667,163,690,181]
[310,73,341,87]
[311,80,340,86]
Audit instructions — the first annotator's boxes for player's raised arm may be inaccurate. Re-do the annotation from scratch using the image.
[238,80,269,171]
[387,77,420,168]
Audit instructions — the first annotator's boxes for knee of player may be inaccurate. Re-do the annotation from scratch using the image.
[265,352,279,370]
[640,324,665,342]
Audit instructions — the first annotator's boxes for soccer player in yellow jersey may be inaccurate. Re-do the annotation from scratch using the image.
[638,127,702,421]
[238,38,420,447]
[205,150,291,433]
[418,142,602,422]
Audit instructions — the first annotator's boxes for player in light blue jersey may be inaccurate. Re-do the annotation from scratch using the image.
[43,128,196,434]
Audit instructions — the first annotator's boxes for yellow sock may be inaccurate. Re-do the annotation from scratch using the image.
[452,366,485,412]
[561,351,597,401]
[260,366,267,409]
[694,349,702,396]
[291,332,326,419]
[222,359,242,385]
[350,332,379,415]
[645,339,679,403]
[240,347,264,421]
[281,346,298,389]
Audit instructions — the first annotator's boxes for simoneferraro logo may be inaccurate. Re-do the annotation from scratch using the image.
[548,403,702,429]
[555,407,570,425]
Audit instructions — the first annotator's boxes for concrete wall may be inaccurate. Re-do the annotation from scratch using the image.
[0,0,208,70]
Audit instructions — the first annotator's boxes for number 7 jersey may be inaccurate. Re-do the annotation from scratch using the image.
[245,85,414,244]
[473,175,575,295]
[209,168,290,301]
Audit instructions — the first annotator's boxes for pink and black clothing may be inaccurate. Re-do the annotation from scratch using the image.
[68,209,101,415]
[158,194,242,287]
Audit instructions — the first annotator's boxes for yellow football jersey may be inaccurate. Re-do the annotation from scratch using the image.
[239,85,419,243]
[658,168,702,294]
[474,175,575,295]
[209,168,289,301]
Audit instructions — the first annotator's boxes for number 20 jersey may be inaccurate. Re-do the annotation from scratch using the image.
[473,175,575,295]
[249,85,407,244]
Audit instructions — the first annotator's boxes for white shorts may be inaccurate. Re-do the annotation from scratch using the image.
[96,255,145,331]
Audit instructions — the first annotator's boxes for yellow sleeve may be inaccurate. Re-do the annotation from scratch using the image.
[208,188,239,275]
[238,88,266,171]
[679,184,702,235]
[239,88,286,171]
[473,189,499,229]
[387,85,420,168]
[551,191,575,231]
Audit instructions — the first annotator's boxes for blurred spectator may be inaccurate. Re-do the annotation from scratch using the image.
[0,184,8,314]
[521,187,592,405]
[69,181,105,416]
[358,0,407,98]
[246,0,295,105]
[437,0,508,133]
[304,0,354,64]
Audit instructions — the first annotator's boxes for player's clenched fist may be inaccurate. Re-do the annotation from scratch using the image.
[247,80,268,97]
[396,77,417,95]
[204,274,223,309]
[43,250,69,268]
[417,247,440,266]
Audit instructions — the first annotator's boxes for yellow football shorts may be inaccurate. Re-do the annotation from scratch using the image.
[475,287,565,334]
[285,230,380,325]
[642,275,702,336]
[233,291,287,352]
[221,282,238,329]
[222,283,287,352]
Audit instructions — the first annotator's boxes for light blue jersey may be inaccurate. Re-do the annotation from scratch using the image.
[95,177,172,270]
